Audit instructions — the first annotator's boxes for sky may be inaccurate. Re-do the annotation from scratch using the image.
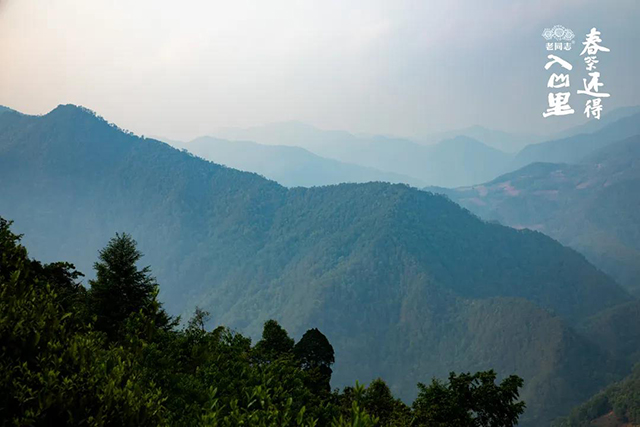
[0,0,639,141]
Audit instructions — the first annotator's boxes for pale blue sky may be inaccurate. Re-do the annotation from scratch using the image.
[0,0,638,140]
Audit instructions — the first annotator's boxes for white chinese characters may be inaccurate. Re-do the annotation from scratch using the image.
[543,54,574,118]
[541,26,611,120]
[579,28,610,119]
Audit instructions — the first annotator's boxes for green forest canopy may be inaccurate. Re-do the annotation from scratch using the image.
[0,217,525,426]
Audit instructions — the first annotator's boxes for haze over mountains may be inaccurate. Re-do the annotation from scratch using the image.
[181,107,639,190]
[417,125,543,153]
[435,132,640,296]
[510,112,640,171]
[212,121,514,188]
[168,136,425,188]
[2,105,640,425]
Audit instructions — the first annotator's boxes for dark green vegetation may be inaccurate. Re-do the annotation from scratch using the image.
[1,105,639,425]
[552,302,640,425]
[0,218,526,426]
[553,365,640,427]
[435,136,640,294]
[430,127,640,426]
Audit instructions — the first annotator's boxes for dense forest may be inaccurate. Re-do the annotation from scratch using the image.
[554,365,640,426]
[1,105,639,425]
[0,217,527,426]
[436,134,640,294]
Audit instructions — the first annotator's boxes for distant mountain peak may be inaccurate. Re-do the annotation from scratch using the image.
[440,134,486,145]
[433,135,510,157]
[48,104,99,117]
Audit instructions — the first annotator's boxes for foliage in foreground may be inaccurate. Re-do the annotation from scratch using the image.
[0,217,525,426]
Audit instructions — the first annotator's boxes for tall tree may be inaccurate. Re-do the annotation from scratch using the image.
[254,319,295,362]
[88,233,168,339]
[412,370,525,427]
[0,218,166,426]
[294,328,335,394]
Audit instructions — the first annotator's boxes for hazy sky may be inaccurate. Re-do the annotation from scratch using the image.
[1,0,639,141]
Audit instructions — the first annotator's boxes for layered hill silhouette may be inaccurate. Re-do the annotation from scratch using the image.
[418,125,543,153]
[435,136,640,295]
[0,105,637,425]
[553,105,640,140]
[169,136,425,187]
[214,122,513,187]
[510,112,640,171]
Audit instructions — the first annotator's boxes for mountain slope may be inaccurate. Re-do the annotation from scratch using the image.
[424,136,513,186]
[581,301,640,368]
[554,364,640,427]
[0,106,16,115]
[433,136,640,294]
[553,105,640,140]
[173,136,425,187]
[0,105,634,425]
[419,125,542,153]
[214,122,512,187]
[511,113,640,170]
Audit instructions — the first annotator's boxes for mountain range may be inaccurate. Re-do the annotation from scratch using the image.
[417,125,543,153]
[168,136,425,187]
[433,135,640,295]
[212,122,513,187]
[510,112,640,171]
[1,105,639,425]
[208,108,640,189]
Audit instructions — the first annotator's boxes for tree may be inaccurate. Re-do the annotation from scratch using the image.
[88,232,168,339]
[254,319,295,362]
[1,218,528,426]
[339,379,412,426]
[294,328,335,394]
[187,307,210,332]
[412,370,525,427]
[332,383,379,427]
[0,218,166,426]
[294,328,335,371]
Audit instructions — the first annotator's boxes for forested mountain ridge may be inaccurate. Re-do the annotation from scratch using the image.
[1,216,530,426]
[433,135,640,294]
[554,364,640,427]
[553,300,640,425]
[0,105,635,425]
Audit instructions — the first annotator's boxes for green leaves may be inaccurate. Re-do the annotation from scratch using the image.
[88,232,169,340]
[0,222,166,426]
[412,370,525,427]
[1,219,527,426]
